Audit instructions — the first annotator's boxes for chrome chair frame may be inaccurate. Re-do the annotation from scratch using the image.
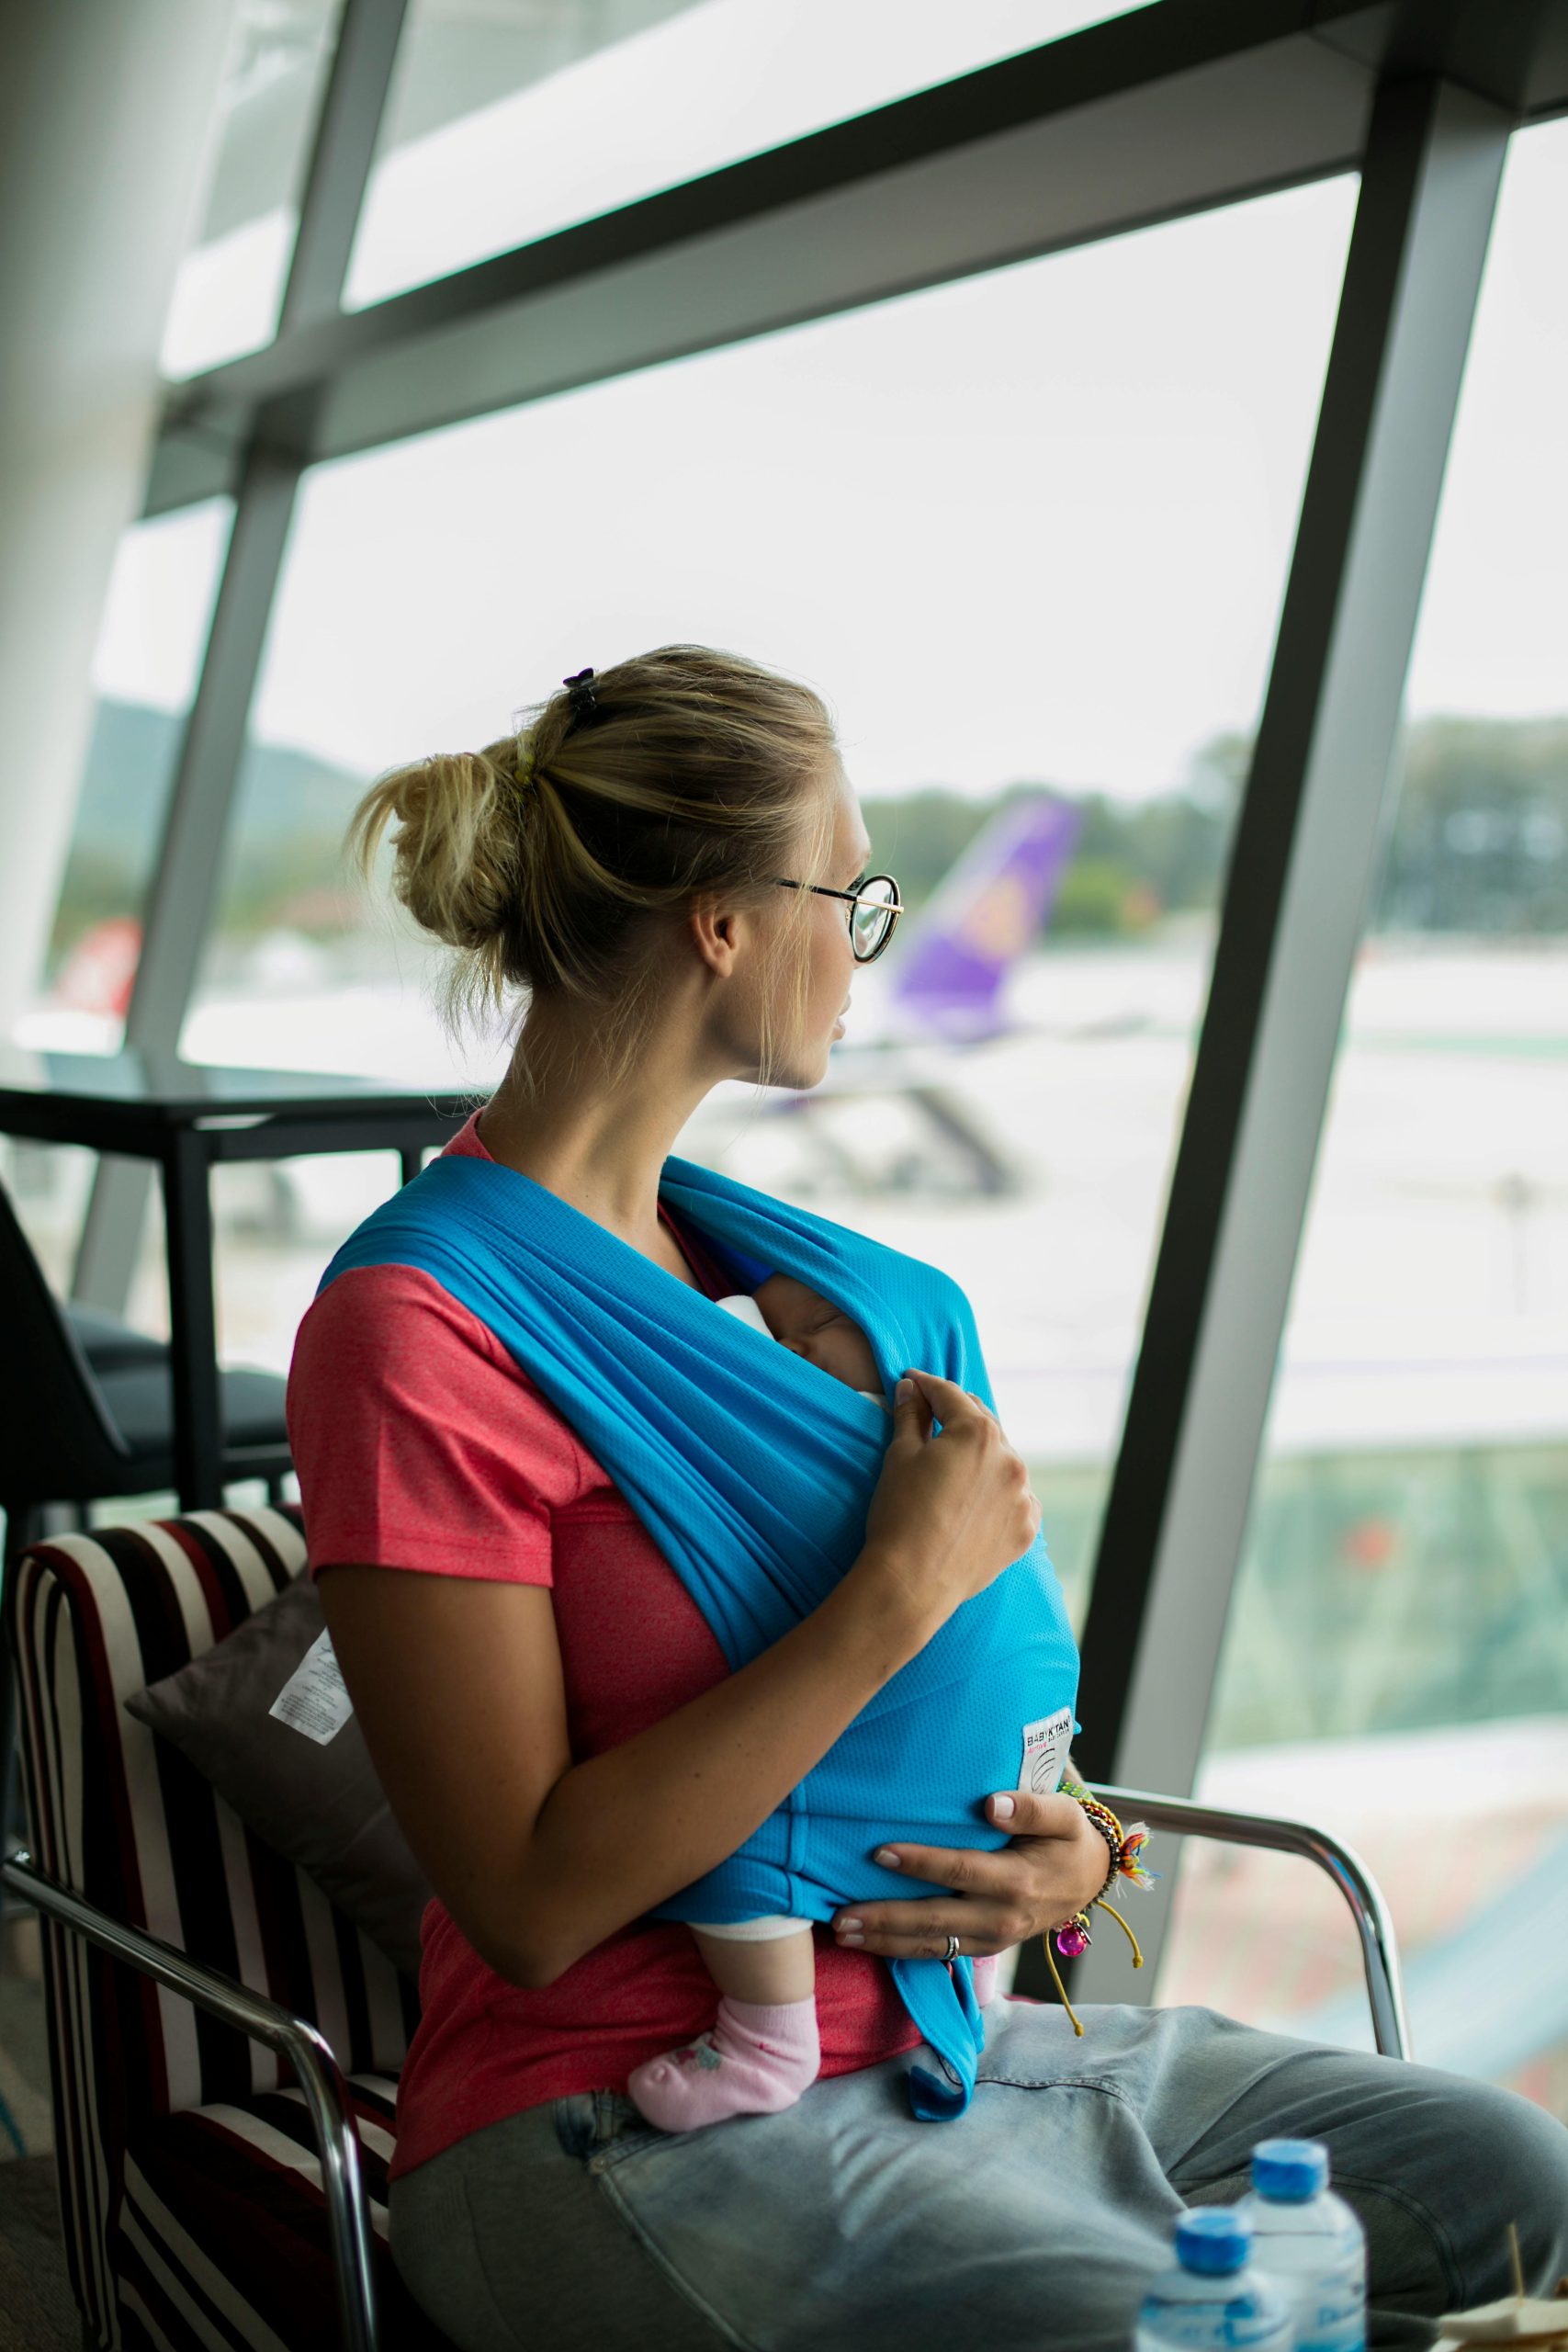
[1,1846,379,2352]
[1089,1784,1411,2060]
[1,1794,1408,2352]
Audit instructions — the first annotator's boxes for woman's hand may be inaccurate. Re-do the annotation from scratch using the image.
[857,1369,1043,1637]
[829,1787,1111,1958]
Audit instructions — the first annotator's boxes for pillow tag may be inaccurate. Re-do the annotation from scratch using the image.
[268,1627,355,1745]
[1019,1705,1073,1796]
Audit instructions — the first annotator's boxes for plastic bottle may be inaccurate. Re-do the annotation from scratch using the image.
[1135,2208,1294,2352]
[1238,2139,1367,2352]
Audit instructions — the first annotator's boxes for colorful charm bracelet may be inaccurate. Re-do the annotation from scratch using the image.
[1043,1779,1158,2036]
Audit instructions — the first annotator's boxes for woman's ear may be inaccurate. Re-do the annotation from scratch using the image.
[687,896,740,977]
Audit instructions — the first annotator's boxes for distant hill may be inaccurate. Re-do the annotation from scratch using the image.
[51,701,377,958]
[66,698,369,871]
[48,698,1568,967]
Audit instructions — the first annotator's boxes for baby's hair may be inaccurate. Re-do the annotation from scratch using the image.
[348,644,840,1103]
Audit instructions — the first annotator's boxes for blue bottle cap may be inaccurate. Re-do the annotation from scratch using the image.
[1252,2139,1329,2200]
[1176,2209,1252,2276]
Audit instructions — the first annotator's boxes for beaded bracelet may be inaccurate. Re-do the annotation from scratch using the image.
[1071,1794,1125,1905]
[1042,1779,1159,2037]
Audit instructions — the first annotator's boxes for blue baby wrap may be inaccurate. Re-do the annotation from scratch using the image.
[320,1149,1080,2119]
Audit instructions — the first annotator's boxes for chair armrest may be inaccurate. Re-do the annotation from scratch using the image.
[1085,1784,1411,2063]
[1,1846,379,2352]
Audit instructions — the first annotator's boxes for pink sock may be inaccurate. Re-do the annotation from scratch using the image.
[626,1994,820,2132]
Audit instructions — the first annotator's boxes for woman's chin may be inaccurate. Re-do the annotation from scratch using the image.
[746,1034,838,1091]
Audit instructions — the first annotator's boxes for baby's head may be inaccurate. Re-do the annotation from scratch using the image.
[752,1272,881,1399]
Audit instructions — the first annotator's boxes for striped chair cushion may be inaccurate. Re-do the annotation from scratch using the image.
[127,2074,446,2350]
[5,1509,449,2350]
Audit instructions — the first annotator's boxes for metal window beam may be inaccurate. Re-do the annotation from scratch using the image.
[71,448,303,1309]
[143,0,1568,518]
[1046,70,1512,2009]
[278,0,409,338]
[122,445,299,1057]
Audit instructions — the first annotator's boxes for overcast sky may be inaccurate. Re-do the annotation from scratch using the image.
[99,58,1567,809]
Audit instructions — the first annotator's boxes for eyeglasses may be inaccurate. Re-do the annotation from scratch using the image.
[771,872,903,964]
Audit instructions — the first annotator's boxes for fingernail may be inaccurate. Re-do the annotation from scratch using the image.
[839,1917,863,1932]
[990,1794,1015,1819]
[896,1377,912,1401]
[875,1849,900,1868]
[840,1930,864,1945]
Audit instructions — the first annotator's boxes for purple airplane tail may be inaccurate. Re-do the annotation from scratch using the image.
[886,795,1082,1042]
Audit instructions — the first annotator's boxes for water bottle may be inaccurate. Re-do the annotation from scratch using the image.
[1238,2140,1367,2352]
[1135,2208,1293,2352]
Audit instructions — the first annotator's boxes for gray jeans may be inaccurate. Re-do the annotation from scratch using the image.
[388,1995,1568,2352]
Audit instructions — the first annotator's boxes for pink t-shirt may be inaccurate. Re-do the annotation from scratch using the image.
[286,1113,923,2181]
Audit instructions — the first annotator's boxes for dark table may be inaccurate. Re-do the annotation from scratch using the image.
[0,1047,470,1511]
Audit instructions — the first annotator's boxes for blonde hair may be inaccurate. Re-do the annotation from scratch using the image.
[347,643,840,1103]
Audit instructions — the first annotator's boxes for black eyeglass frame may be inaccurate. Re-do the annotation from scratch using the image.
[770,873,904,963]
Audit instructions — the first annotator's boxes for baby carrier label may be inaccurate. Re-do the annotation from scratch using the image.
[1019,1705,1074,1795]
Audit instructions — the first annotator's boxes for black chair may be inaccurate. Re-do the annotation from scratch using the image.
[61,1296,175,1376]
[0,1172,292,1867]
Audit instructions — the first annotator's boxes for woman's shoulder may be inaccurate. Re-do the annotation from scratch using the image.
[294,1258,514,1377]
[288,1261,593,1511]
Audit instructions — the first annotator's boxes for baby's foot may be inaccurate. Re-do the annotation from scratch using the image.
[626,1995,820,2132]
[971,1951,1000,2007]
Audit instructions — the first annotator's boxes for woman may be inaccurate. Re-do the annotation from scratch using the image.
[289,645,1568,2352]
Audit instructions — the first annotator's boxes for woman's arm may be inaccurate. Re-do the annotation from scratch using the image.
[315,1361,1036,1990]
[318,1546,942,1990]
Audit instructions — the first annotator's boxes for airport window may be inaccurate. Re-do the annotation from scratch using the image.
[3,497,234,1325]
[25,497,236,1064]
[184,173,1356,1600]
[161,0,346,379]
[1158,117,1568,2125]
[344,0,1152,310]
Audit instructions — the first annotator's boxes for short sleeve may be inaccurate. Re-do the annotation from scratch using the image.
[287,1263,584,1584]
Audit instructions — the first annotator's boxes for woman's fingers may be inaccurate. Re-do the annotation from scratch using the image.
[831,1870,1042,1955]
[980,1788,1087,1838]
[833,1905,1027,1958]
[903,1369,992,1421]
[868,1791,1086,1886]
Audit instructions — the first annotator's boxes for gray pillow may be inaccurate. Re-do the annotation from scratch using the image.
[125,1573,431,1979]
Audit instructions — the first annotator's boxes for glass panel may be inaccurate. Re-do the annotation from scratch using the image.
[3,499,233,1346]
[12,499,235,1059]
[1164,119,1568,2124]
[346,0,1153,309]
[161,0,344,379]
[188,177,1357,1589]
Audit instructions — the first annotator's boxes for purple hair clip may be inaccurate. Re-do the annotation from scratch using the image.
[561,667,598,723]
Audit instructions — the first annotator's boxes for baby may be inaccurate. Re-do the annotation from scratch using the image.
[625,1271,997,2133]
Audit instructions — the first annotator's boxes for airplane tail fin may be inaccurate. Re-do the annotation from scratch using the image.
[887,795,1081,1041]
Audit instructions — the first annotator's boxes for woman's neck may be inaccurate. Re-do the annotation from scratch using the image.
[477,970,762,1246]
[476,1049,706,1250]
